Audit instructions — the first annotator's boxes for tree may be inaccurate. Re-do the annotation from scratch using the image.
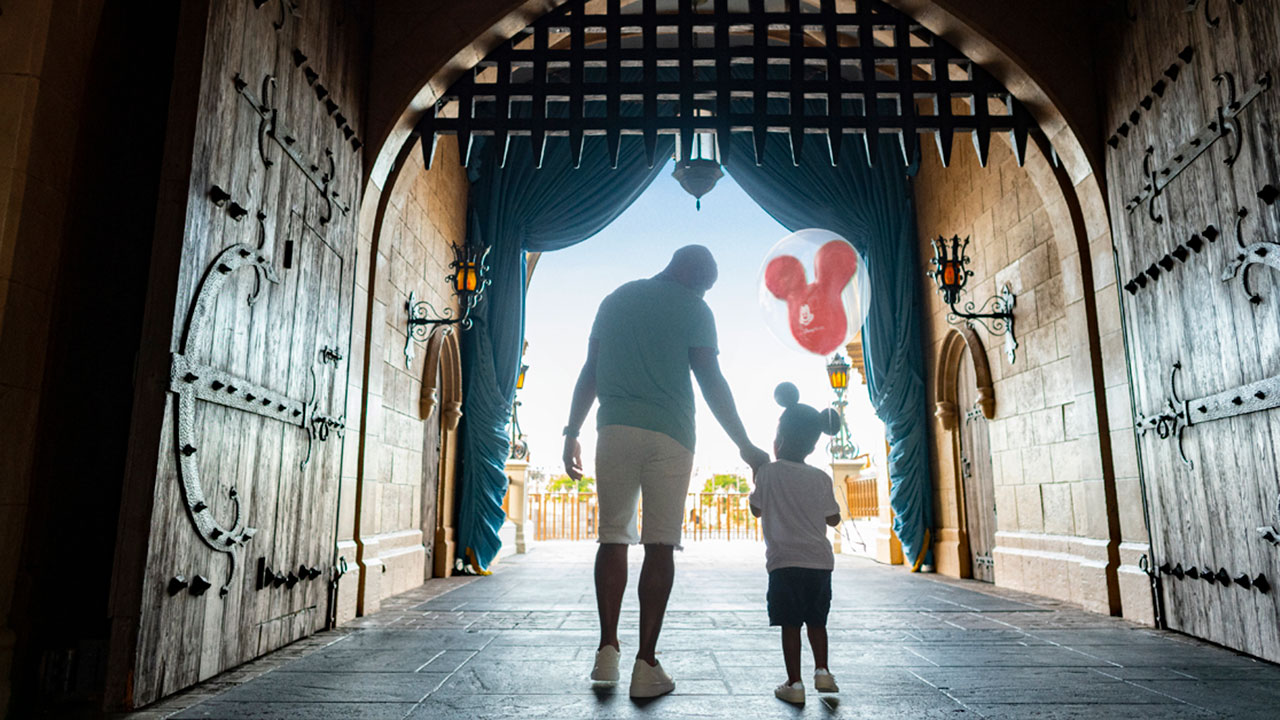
[701,473,749,493]
[547,474,595,492]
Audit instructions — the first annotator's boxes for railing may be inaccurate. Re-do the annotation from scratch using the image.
[530,492,599,541]
[529,491,762,542]
[844,476,878,519]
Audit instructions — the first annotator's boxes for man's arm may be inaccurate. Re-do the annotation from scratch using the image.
[562,340,599,480]
[690,346,770,471]
[826,514,841,527]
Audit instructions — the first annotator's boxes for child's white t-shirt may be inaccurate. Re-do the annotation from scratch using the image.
[749,459,841,573]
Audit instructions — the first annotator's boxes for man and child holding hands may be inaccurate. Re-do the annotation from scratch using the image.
[563,245,845,704]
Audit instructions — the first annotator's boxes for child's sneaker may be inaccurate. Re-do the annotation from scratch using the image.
[774,681,805,704]
[814,668,839,692]
[629,658,675,698]
[590,645,620,682]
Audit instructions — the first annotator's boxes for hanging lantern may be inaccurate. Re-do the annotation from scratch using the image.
[672,108,723,210]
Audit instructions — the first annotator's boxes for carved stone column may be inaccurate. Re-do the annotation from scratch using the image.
[504,459,529,554]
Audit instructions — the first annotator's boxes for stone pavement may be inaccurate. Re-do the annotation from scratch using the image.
[129,542,1280,719]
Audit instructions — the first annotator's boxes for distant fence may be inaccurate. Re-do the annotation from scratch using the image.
[529,491,762,542]
[845,476,878,519]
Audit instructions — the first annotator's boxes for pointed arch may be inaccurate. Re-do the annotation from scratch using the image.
[420,326,463,431]
[934,324,995,430]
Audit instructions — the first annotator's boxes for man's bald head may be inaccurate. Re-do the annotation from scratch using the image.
[659,245,718,294]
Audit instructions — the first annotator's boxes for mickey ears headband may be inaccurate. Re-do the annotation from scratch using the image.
[774,382,801,408]
[774,382,842,437]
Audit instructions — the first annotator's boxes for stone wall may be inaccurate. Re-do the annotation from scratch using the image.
[913,135,1150,621]
[337,137,468,622]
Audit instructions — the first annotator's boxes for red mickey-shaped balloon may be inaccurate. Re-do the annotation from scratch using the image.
[764,240,859,355]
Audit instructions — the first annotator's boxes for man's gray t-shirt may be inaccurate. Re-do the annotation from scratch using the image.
[590,277,717,452]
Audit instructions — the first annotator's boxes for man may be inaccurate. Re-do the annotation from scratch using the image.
[562,245,771,698]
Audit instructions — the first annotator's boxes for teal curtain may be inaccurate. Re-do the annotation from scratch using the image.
[724,134,934,568]
[458,134,672,569]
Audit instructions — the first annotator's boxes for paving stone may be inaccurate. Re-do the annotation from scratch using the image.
[967,702,1216,719]
[275,647,446,673]
[172,702,418,719]
[333,628,496,651]
[211,670,449,704]
[132,543,1280,720]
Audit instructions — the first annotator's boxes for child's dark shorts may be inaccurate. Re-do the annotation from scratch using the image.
[766,567,832,627]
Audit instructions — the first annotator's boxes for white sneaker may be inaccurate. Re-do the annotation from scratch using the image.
[590,645,621,682]
[775,680,805,704]
[629,658,675,698]
[814,668,839,692]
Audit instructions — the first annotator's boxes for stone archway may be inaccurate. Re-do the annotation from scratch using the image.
[932,325,996,579]
[419,326,464,579]
[350,0,1134,615]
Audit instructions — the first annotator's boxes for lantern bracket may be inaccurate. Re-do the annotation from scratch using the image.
[403,243,490,368]
[946,285,1018,365]
[929,235,1017,364]
[403,291,468,368]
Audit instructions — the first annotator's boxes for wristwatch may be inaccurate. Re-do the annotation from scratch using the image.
[562,425,579,438]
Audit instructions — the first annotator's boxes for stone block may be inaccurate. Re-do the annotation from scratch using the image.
[995,448,1023,486]
[1041,483,1075,535]
[1116,477,1148,542]
[1060,250,1084,305]
[1017,286,1039,334]
[1007,215,1036,260]
[1021,445,1052,484]
[1094,283,1122,338]
[1019,242,1052,290]
[1076,432,1104,482]
[994,487,1019,531]
[1100,329,1129,389]
[1071,479,1106,539]
[362,480,384,536]
[1037,273,1064,326]
[1090,233,1117,291]
[1049,439,1082,484]
[1042,358,1074,408]
[1030,406,1065,445]
[1105,382,1133,432]
[1014,484,1044,532]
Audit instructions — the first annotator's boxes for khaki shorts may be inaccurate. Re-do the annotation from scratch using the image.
[595,425,695,546]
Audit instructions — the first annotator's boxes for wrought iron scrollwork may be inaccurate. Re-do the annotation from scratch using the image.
[1223,205,1280,304]
[1136,362,1191,467]
[1125,70,1271,222]
[234,73,351,226]
[944,285,1018,365]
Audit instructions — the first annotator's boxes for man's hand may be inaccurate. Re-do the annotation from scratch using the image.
[563,436,584,480]
[740,444,770,472]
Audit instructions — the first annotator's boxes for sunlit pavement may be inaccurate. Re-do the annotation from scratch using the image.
[131,542,1280,719]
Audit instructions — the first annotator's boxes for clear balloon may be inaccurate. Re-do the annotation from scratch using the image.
[757,229,870,356]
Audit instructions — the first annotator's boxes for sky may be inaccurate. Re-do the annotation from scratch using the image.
[517,160,885,484]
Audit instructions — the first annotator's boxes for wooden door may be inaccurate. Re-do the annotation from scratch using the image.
[421,366,443,580]
[1101,0,1280,661]
[957,350,997,582]
[109,0,363,707]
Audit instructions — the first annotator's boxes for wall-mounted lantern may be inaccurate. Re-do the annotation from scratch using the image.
[825,353,859,460]
[404,242,491,367]
[510,362,529,461]
[928,235,1018,364]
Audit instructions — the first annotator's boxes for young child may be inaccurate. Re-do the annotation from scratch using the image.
[749,382,843,705]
